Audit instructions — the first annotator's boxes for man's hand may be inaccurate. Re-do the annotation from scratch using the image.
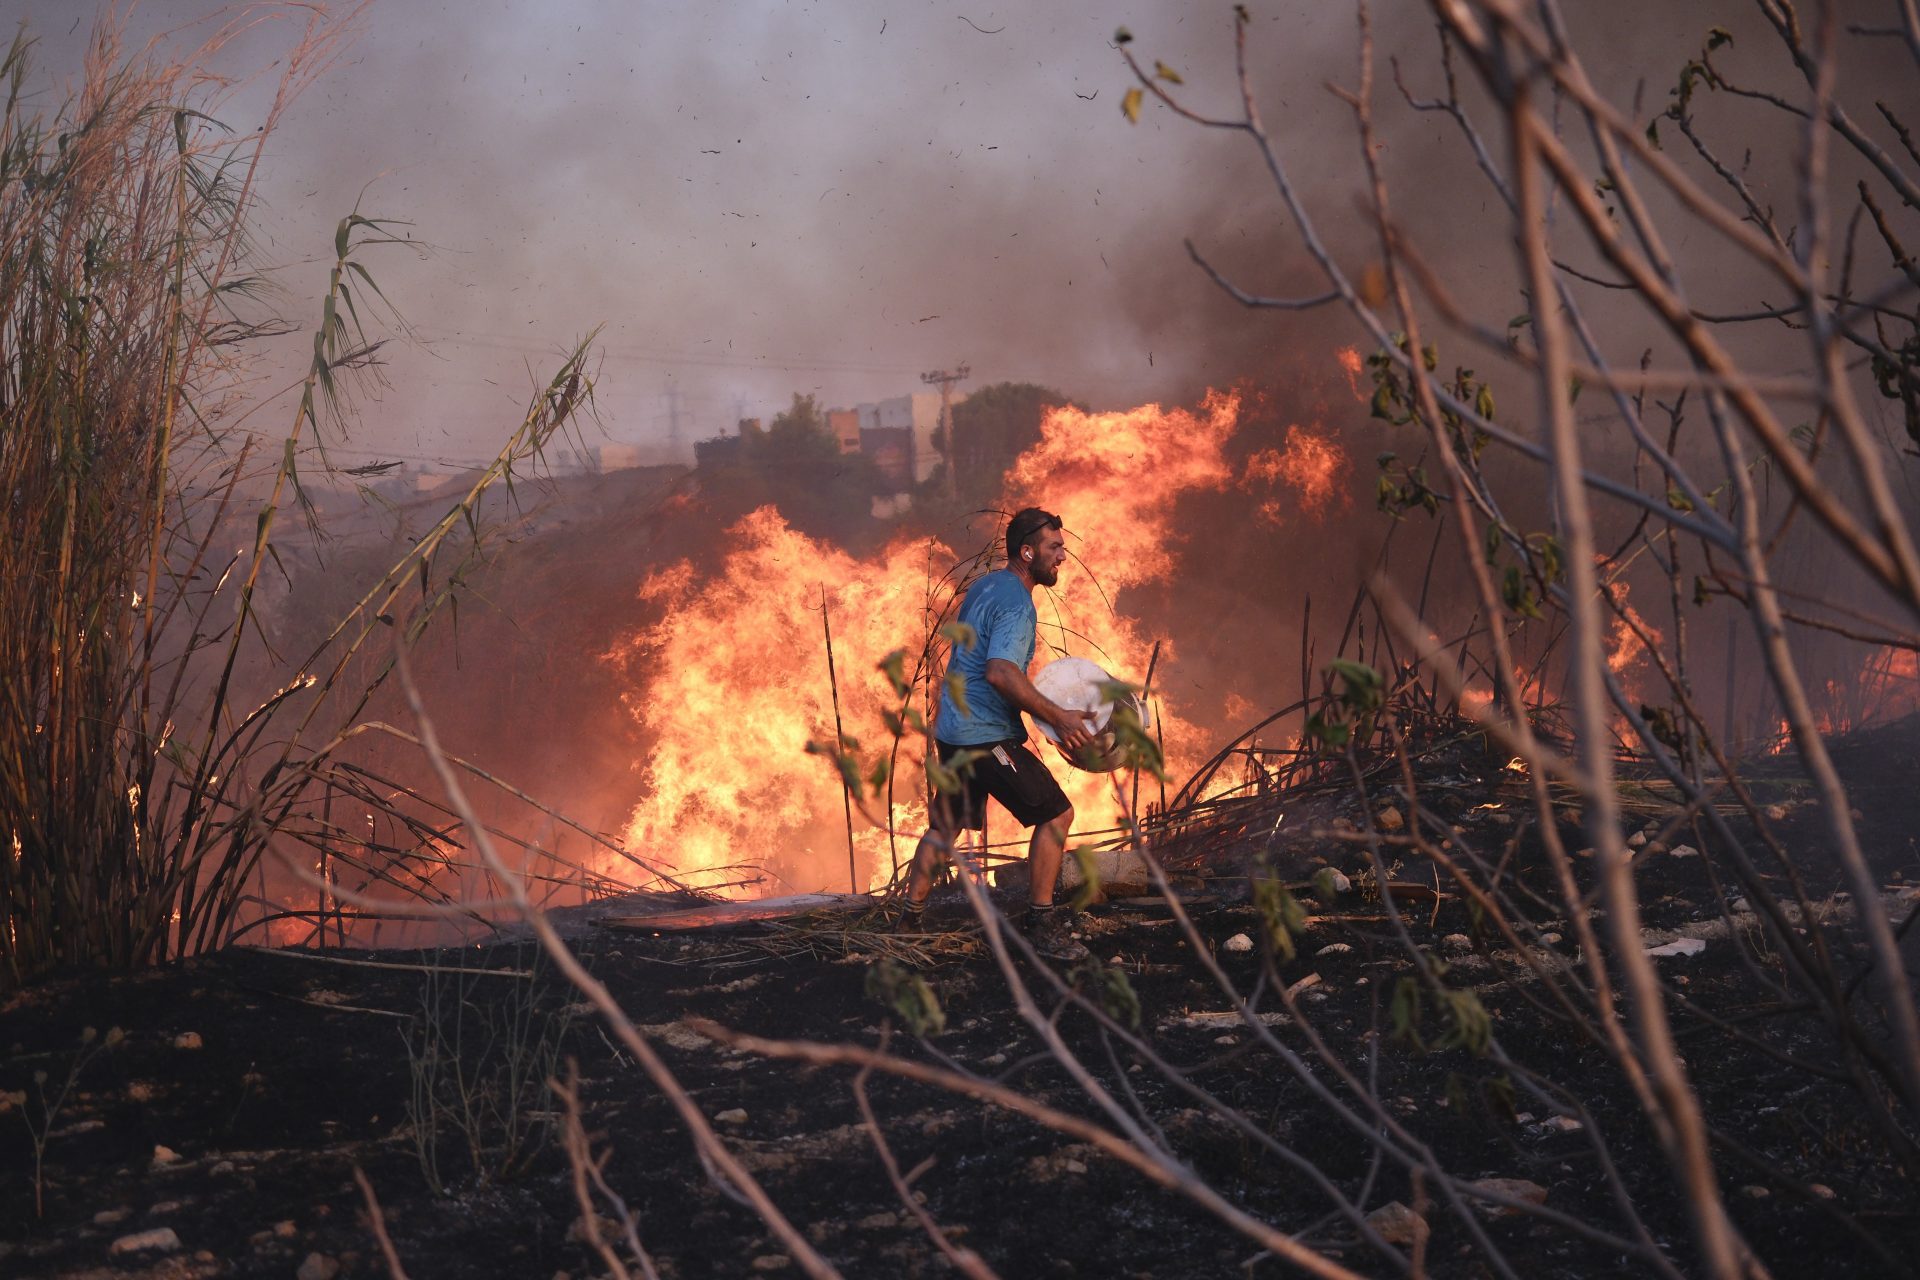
[986,658,1099,755]
[1048,708,1099,755]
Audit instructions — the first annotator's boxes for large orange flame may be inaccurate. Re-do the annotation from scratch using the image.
[608,390,1248,896]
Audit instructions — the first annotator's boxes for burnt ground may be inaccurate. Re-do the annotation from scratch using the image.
[5,722,1920,1279]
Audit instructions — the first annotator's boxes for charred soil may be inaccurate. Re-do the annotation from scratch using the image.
[5,723,1920,1279]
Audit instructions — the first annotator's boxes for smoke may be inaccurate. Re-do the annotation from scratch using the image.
[19,0,1910,465]
[19,0,1920,904]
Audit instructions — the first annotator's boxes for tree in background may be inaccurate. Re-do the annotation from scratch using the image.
[701,393,882,540]
[930,381,1081,512]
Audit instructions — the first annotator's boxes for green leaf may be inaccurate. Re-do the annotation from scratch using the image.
[1070,845,1103,911]
[945,670,973,719]
[1502,566,1542,619]
[1311,866,1344,902]
[939,620,979,652]
[865,960,946,1036]
[1251,874,1304,961]
[1327,659,1385,713]
[1537,533,1563,584]
[926,748,984,796]
[1390,977,1425,1050]
[877,648,910,696]
[1475,383,1495,421]
[1071,956,1142,1030]
[1370,382,1396,421]
[1154,61,1184,85]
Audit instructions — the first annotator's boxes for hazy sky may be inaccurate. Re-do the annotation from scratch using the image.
[19,0,1894,471]
[17,1,1392,467]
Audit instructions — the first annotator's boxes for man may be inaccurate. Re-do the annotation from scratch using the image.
[900,507,1096,959]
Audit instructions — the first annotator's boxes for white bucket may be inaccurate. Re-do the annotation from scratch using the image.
[1030,655,1154,773]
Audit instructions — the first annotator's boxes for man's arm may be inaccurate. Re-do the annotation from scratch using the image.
[985,658,1097,754]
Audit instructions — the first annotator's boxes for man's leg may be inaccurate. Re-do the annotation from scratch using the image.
[904,828,948,909]
[1025,804,1074,908]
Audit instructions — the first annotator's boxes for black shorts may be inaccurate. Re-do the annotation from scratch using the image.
[932,738,1071,832]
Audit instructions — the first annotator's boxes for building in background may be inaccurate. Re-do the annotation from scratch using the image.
[826,408,861,455]
[857,392,944,486]
[686,390,958,517]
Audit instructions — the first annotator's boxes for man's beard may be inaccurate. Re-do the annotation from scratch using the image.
[1033,563,1059,587]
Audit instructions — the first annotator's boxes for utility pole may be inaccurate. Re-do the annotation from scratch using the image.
[921,363,970,502]
[665,384,684,459]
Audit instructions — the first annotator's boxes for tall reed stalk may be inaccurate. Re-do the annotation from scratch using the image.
[0,11,607,988]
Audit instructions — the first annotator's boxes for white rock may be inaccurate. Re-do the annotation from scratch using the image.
[1647,937,1707,958]
[1374,805,1406,832]
[751,1256,792,1273]
[714,1108,748,1125]
[1809,1183,1837,1200]
[170,1032,202,1051]
[110,1228,181,1256]
[1316,943,1354,957]
[93,1207,131,1226]
[1442,933,1473,952]
[1285,973,1323,998]
[1222,933,1254,953]
[1540,932,1563,945]
[1626,831,1648,849]
[150,1145,179,1169]
[296,1252,341,1280]
[640,1022,711,1052]
[1540,1115,1583,1133]
[1063,1159,1088,1174]
[1465,1177,1549,1217]
[1364,1201,1429,1248]
[1668,843,1700,859]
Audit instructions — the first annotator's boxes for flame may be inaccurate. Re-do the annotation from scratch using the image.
[605,509,950,894]
[1773,644,1920,748]
[1336,346,1365,401]
[1243,423,1351,524]
[1601,569,1663,700]
[608,391,1247,897]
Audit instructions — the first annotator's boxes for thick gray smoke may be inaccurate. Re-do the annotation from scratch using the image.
[13,0,1817,466]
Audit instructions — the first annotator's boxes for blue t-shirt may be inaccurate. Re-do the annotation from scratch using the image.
[935,569,1036,745]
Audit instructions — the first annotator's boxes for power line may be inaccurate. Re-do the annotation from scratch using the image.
[408,327,929,376]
